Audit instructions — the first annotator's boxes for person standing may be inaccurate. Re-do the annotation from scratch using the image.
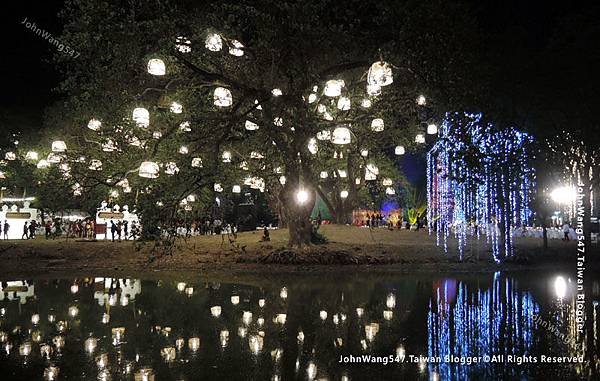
[22,221,29,240]
[45,221,52,239]
[29,220,36,239]
[3,221,10,240]
[110,220,117,242]
[123,221,129,241]
[562,222,570,241]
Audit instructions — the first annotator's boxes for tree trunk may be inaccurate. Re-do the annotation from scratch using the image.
[280,169,315,247]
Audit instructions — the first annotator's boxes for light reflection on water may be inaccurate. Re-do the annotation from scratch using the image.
[0,273,598,380]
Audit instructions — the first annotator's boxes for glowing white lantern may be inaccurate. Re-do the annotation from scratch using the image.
[337,96,351,110]
[37,159,49,169]
[232,185,241,193]
[147,58,166,75]
[371,118,384,132]
[367,61,393,87]
[361,98,372,108]
[307,138,319,154]
[46,153,61,163]
[179,146,188,155]
[317,104,327,114]
[170,101,183,114]
[415,134,426,143]
[337,169,347,178]
[355,177,361,185]
[316,130,331,140]
[191,157,203,168]
[231,295,240,305]
[4,152,15,160]
[133,107,150,128]
[189,337,200,352]
[25,151,38,160]
[165,162,179,175]
[250,151,264,159]
[296,190,309,204]
[242,311,253,325]
[319,171,328,179]
[228,39,244,56]
[365,164,379,180]
[89,160,102,171]
[175,36,191,53]
[386,187,396,195]
[395,145,405,155]
[319,310,328,320]
[272,88,283,96]
[382,178,393,186]
[322,111,333,121]
[245,120,259,130]
[205,33,222,51]
[307,362,317,380]
[52,140,67,152]
[44,366,59,381]
[214,87,232,107]
[386,293,396,308]
[179,121,191,132]
[222,151,232,163]
[367,83,381,96]
[69,306,79,318]
[323,79,345,97]
[214,183,223,192]
[102,139,116,152]
[211,306,222,318]
[340,190,349,199]
[279,175,286,185]
[274,117,283,126]
[383,310,393,320]
[88,119,102,131]
[152,131,162,139]
[249,335,264,354]
[417,94,427,105]
[308,93,317,103]
[427,124,438,134]
[331,126,352,145]
[137,161,159,178]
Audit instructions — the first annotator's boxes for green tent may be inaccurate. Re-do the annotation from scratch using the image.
[311,193,333,220]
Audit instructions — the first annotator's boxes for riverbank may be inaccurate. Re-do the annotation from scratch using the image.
[0,225,596,278]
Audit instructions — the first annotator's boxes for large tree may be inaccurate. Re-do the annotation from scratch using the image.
[37,0,479,245]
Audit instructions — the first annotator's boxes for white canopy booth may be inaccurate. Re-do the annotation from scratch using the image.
[95,202,139,240]
[0,201,39,240]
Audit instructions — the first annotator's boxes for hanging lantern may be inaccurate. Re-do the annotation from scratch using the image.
[0,171,5,179]
[88,119,102,131]
[214,183,223,192]
[214,87,232,107]
[102,139,117,152]
[337,97,351,110]
[175,36,191,53]
[179,121,191,132]
[361,99,372,108]
[340,190,349,199]
[355,177,361,185]
[138,161,159,178]
[308,93,317,103]
[271,88,282,96]
[89,160,103,171]
[165,162,179,175]
[4,152,15,160]
[386,187,396,195]
[415,134,426,143]
[371,118,384,132]
[322,112,333,121]
[279,176,286,185]
[222,151,232,163]
[395,145,405,155]
[332,126,352,145]
[427,124,438,135]
[320,171,328,179]
[72,183,82,196]
[367,83,381,96]
[232,185,241,193]
[245,120,259,131]
[317,104,327,114]
[25,151,38,160]
[147,58,166,75]
[37,159,49,169]
[360,149,369,157]
[240,161,249,170]
[205,33,223,51]
[250,151,264,159]
[273,117,283,126]
[382,178,393,186]
[229,40,244,56]
[133,107,150,128]
[170,102,183,114]
[337,169,347,178]
[152,131,162,139]
[179,146,189,154]
[316,130,331,141]
[367,61,393,87]
[365,164,379,180]
[417,95,427,105]
[191,157,203,168]
[307,138,319,154]
[323,79,345,97]
[52,140,67,152]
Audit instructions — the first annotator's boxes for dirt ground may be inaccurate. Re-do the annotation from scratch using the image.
[0,225,596,278]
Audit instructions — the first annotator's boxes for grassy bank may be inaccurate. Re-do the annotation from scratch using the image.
[0,225,595,278]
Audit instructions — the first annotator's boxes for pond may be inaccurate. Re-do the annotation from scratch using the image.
[0,271,597,380]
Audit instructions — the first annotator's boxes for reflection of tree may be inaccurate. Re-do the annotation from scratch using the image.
[428,273,538,380]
